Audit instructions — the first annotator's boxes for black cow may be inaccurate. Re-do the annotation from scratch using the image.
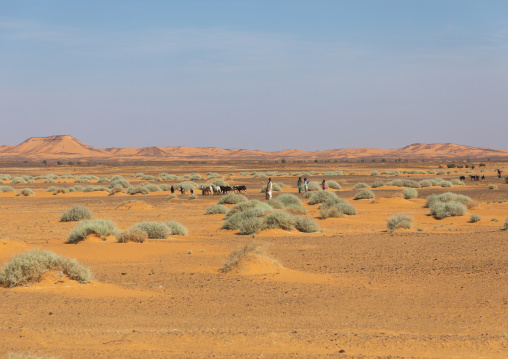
[233,185,247,194]
[459,176,466,181]
[220,186,233,194]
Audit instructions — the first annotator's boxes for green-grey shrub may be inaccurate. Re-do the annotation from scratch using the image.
[488,184,498,189]
[189,194,197,199]
[127,186,150,195]
[262,210,296,231]
[0,186,15,193]
[18,188,35,196]
[371,180,384,188]
[440,181,453,187]
[108,179,131,188]
[97,176,110,183]
[0,248,93,288]
[116,227,147,243]
[319,197,357,218]
[326,180,341,190]
[165,221,188,236]
[470,213,481,223]
[141,175,156,181]
[219,193,248,204]
[190,173,204,181]
[207,172,221,179]
[205,204,228,215]
[387,179,421,188]
[159,184,171,191]
[212,179,229,187]
[177,181,199,191]
[238,216,263,235]
[387,214,413,232]
[267,198,284,209]
[450,179,465,185]
[354,189,375,200]
[225,200,272,219]
[10,177,26,184]
[371,170,379,176]
[223,208,267,231]
[402,188,418,199]
[429,201,467,219]
[427,169,436,174]
[294,216,320,233]
[131,221,171,239]
[53,187,69,195]
[308,190,338,205]
[425,192,472,208]
[418,180,432,187]
[307,181,321,191]
[61,205,93,222]
[67,219,119,243]
[354,182,370,189]
[276,193,302,207]
[503,218,508,230]
[284,203,308,215]
[108,185,124,195]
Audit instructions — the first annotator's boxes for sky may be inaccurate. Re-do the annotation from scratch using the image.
[1,0,508,151]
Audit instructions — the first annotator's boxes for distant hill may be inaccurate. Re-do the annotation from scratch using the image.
[0,136,507,162]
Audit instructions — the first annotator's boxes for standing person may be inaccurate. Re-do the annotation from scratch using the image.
[265,178,273,200]
[322,179,326,191]
[304,177,309,193]
[297,177,302,194]
[498,169,502,179]
[170,185,174,194]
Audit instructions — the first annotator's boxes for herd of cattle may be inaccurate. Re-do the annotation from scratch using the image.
[459,175,486,181]
[200,185,247,195]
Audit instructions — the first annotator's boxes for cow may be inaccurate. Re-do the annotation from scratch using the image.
[213,186,221,195]
[481,175,485,180]
[201,186,212,195]
[470,175,477,181]
[459,176,466,181]
[220,186,233,194]
[233,185,247,194]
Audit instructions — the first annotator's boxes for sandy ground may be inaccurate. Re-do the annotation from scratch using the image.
[0,162,507,358]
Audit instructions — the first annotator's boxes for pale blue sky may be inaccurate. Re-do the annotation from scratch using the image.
[1,1,507,150]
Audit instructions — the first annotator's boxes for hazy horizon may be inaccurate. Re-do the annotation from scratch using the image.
[2,1,508,151]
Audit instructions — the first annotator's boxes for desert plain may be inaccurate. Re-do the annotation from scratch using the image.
[0,159,507,358]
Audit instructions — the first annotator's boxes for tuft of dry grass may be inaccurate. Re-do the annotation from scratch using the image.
[220,241,264,273]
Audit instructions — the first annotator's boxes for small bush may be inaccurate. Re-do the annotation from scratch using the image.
[238,216,263,235]
[131,222,171,239]
[108,179,131,189]
[294,216,320,233]
[205,204,228,215]
[219,193,248,204]
[108,185,124,195]
[308,190,338,205]
[267,198,284,209]
[489,184,498,189]
[53,187,69,195]
[326,180,341,190]
[502,218,508,229]
[0,248,92,288]
[387,214,413,232]
[319,197,357,218]
[450,179,465,185]
[470,214,481,223]
[402,188,418,199]
[189,194,198,199]
[116,227,147,243]
[260,182,284,193]
[127,186,150,195]
[262,211,296,231]
[212,179,229,187]
[353,182,370,189]
[220,241,264,273]
[440,181,453,187]
[307,181,321,191]
[427,169,436,174]
[165,221,188,236]
[276,193,302,207]
[60,205,93,222]
[67,219,119,243]
[425,192,473,208]
[354,189,375,200]
[371,180,384,188]
[429,201,467,219]
[387,179,421,188]
[18,188,35,196]
[371,170,379,176]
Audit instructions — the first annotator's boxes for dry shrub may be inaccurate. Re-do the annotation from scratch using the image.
[220,241,264,273]
[116,227,147,243]
[60,205,93,222]
[0,248,92,288]
[387,214,413,232]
